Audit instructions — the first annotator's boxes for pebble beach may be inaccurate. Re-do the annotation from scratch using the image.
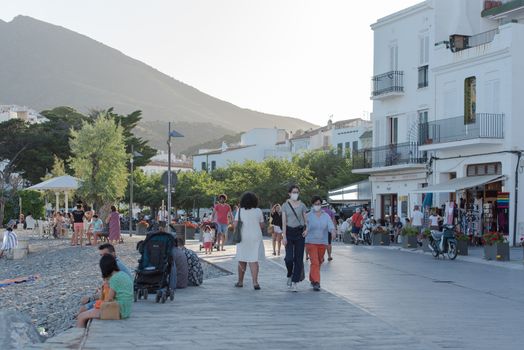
[0,231,229,339]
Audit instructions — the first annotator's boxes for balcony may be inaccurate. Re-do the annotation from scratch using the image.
[419,113,504,151]
[352,142,426,171]
[449,28,499,53]
[482,0,524,19]
[371,71,404,99]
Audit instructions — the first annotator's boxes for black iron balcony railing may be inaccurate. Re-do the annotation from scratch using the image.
[352,142,426,170]
[371,71,404,97]
[419,113,504,145]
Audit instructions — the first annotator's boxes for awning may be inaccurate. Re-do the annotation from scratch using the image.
[328,180,371,203]
[25,175,82,191]
[412,175,505,193]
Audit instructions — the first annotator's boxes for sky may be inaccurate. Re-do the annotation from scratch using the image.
[1,0,421,126]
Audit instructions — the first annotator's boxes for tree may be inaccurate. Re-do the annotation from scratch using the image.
[69,113,128,211]
[173,171,217,213]
[91,108,156,167]
[124,169,164,214]
[0,119,34,224]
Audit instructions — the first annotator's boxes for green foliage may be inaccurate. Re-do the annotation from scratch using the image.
[401,226,419,236]
[173,171,217,212]
[70,112,128,209]
[124,170,164,212]
[294,150,367,198]
[3,190,45,224]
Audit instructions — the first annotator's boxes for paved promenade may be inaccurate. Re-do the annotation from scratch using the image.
[37,239,523,349]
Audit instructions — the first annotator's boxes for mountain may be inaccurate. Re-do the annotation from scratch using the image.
[0,16,316,152]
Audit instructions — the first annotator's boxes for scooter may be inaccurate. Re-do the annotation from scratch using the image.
[355,219,373,245]
[428,224,458,260]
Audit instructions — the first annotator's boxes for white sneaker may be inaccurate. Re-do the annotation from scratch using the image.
[287,277,292,288]
[291,282,298,292]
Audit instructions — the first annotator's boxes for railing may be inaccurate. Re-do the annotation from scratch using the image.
[352,142,426,170]
[449,28,499,52]
[419,113,504,145]
[371,71,404,97]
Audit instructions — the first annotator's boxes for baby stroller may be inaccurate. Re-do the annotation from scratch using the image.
[199,221,220,252]
[134,231,175,303]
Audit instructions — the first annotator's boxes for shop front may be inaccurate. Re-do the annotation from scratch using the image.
[413,174,508,242]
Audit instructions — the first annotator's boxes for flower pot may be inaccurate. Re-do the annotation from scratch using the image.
[421,238,432,252]
[402,235,418,249]
[342,232,353,244]
[457,240,469,256]
[185,227,195,239]
[484,242,510,261]
[372,232,390,246]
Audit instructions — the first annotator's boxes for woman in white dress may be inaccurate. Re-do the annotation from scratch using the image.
[234,191,265,290]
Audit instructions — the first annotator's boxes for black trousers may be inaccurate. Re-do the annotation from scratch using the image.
[284,226,305,283]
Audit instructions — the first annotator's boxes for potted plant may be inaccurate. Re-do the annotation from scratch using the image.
[372,226,390,246]
[421,228,432,252]
[184,221,197,239]
[483,231,510,261]
[401,226,418,248]
[456,233,469,256]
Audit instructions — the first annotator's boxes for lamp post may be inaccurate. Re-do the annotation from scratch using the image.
[167,122,184,231]
[129,145,142,236]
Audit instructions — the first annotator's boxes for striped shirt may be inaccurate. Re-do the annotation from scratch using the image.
[1,230,18,250]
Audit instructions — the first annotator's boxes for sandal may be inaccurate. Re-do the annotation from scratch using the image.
[254,284,261,290]
[234,282,243,288]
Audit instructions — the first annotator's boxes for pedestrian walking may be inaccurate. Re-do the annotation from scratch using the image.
[350,208,364,243]
[202,225,214,254]
[282,185,308,292]
[321,200,337,261]
[71,203,85,246]
[410,205,424,244]
[270,204,283,256]
[306,196,335,291]
[234,191,265,290]
[106,206,121,244]
[212,194,233,251]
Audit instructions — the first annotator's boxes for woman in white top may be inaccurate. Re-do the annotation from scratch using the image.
[234,191,265,290]
[428,210,441,230]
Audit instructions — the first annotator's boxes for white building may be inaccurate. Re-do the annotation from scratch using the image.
[0,105,47,124]
[192,128,290,171]
[140,151,193,175]
[353,1,434,222]
[358,0,524,245]
[289,118,371,155]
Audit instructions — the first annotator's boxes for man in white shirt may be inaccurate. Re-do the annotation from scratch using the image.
[410,205,424,243]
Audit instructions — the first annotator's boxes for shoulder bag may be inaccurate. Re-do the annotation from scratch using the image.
[232,208,242,244]
[287,201,304,230]
[100,301,120,320]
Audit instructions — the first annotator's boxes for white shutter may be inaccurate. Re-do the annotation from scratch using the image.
[424,35,429,64]
[493,80,500,113]
[419,36,424,66]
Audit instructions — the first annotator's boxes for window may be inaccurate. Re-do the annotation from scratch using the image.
[345,142,350,150]
[201,162,207,171]
[388,117,398,145]
[467,162,502,176]
[419,34,429,66]
[418,110,429,144]
[485,79,500,113]
[389,43,398,71]
[464,76,476,124]
[352,141,358,152]
[418,65,428,88]
[211,161,216,171]
[337,143,343,154]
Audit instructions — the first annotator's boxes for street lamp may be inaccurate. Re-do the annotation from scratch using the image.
[167,122,184,231]
[129,145,142,236]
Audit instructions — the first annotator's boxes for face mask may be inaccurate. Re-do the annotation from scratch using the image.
[313,205,321,212]
[290,193,299,201]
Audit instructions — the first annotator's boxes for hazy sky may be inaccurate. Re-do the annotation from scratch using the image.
[1,0,421,126]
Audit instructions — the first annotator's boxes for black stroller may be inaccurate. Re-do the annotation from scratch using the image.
[134,231,175,303]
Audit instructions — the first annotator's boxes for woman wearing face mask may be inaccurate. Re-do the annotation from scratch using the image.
[281,185,308,292]
[305,196,335,291]
[270,204,283,256]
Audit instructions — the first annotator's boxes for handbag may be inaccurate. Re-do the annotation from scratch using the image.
[232,208,242,244]
[100,301,120,320]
